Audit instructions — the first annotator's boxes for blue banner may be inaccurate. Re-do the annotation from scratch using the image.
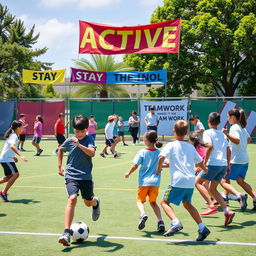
[0,101,15,134]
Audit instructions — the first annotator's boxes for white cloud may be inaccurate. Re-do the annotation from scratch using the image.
[40,0,120,8]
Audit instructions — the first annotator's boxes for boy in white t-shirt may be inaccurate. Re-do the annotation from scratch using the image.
[195,112,235,226]
[156,120,210,241]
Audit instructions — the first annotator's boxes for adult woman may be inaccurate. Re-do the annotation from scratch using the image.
[128,110,140,145]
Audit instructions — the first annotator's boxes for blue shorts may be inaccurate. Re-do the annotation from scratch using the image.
[200,165,227,182]
[118,131,124,136]
[163,186,194,206]
[147,126,157,131]
[225,163,248,180]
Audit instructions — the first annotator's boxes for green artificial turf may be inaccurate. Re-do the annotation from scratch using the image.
[0,140,255,256]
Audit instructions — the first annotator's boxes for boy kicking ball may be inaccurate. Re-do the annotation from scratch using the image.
[156,120,210,241]
[58,115,100,246]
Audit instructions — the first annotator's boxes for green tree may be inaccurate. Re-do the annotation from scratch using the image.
[0,4,52,98]
[125,0,256,97]
[42,84,59,98]
[73,55,132,98]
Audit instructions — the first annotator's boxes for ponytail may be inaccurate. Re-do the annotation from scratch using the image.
[4,120,22,139]
[239,109,247,128]
[189,132,207,148]
[155,141,163,148]
[144,130,163,148]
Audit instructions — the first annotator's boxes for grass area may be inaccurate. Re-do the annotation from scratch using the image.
[0,140,256,256]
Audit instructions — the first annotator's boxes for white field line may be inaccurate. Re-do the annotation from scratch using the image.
[0,231,256,247]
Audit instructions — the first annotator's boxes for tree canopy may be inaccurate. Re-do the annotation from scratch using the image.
[124,0,256,97]
[0,4,52,98]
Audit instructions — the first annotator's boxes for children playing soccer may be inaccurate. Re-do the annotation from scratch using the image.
[195,112,235,225]
[118,116,128,146]
[58,115,100,246]
[156,120,210,241]
[0,120,28,202]
[18,114,28,151]
[125,130,165,232]
[32,115,43,156]
[221,109,256,211]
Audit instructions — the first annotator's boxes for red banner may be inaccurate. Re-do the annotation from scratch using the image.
[79,19,180,55]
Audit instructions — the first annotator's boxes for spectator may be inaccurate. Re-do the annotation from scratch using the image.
[144,107,159,132]
[129,110,140,145]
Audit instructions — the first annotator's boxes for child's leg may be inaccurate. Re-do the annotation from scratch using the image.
[2,173,19,194]
[161,200,176,220]
[195,177,214,206]
[209,180,227,209]
[64,194,77,229]
[20,140,25,149]
[121,135,125,144]
[150,202,162,220]
[183,200,202,224]
[237,177,256,199]
[102,145,108,154]
[137,201,146,216]
[32,142,40,152]
[0,175,11,185]
[84,196,98,207]
[221,178,240,197]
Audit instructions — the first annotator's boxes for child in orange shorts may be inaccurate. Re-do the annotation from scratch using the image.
[125,130,167,232]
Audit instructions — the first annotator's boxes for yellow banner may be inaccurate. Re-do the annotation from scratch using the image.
[22,69,65,84]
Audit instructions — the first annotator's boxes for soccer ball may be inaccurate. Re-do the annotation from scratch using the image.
[70,221,89,242]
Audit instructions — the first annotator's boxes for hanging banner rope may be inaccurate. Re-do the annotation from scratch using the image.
[79,19,180,55]
[22,69,65,84]
[70,68,167,84]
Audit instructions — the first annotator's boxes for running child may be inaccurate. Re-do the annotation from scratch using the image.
[32,115,43,156]
[118,116,128,146]
[58,115,100,246]
[156,120,210,241]
[189,115,205,140]
[88,115,97,142]
[18,113,28,151]
[125,130,165,232]
[0,120,28,202]
[113,114,121,146]
[222,109,256,211]
[195,112,235,225]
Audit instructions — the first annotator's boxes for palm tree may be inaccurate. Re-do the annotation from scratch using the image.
[72,55,133,98]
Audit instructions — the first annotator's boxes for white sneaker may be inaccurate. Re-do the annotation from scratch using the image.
[52,151,58,156]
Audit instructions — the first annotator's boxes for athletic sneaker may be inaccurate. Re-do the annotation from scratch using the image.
[138,215,148,230]
[58,232,71,246]
[252,201,256,211]
[196,226,211,241]
[52,151,58,156]
[200,206,219,216]
[123,143,128,146]
[224,210,235,226]
[38,149,43,155]
[163,222,183,236]
[20,148,26,152]
[157,220,165,232]
[100,153,106,158]
[92,197,100,221]
[238,194,248,212]
[114,154,120,158]
[0,191,9,202]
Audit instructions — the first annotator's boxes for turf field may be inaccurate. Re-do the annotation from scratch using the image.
[0,140,256,256]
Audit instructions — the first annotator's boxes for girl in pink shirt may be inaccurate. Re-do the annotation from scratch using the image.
[32,115,43,156]
[88,115,97,141]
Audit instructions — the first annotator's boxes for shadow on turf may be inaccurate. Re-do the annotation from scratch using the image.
[141,230,189,238]
[11,199,40,205]
[0,213,7,217]
[207,220,256,231]
[62,234,124,253]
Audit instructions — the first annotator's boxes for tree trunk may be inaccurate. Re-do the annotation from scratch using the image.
[100,89,108,98]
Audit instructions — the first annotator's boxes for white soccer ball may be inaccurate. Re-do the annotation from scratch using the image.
[70,221,89,242]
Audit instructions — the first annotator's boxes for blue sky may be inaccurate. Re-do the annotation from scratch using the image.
[2,0,163,75]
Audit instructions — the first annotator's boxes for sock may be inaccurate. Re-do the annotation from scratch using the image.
[223,207,229,214]
[198,223,205,232]
[64,228,71,234]
[171,218,180,226]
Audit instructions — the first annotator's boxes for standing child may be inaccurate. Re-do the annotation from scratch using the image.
[195,112,235,225]
[0,121,28,202]
[222,109,256,211]
[100,116,119,158]
[125,130,165,232]
[58,115,100,246]
[118,116,128,146]
[156,120,210,241]
[18,114,28,151]
[88,115,97,142]
[32,115,43,156]
[189,115,205,140]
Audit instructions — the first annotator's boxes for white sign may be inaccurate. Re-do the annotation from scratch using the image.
[219,101,237,129]
[140,100,188,135]
[246,111,256,136]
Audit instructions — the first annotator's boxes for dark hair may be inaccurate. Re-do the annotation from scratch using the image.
[4,120,22,139]
[208,112,220,126]
[189,115,199,121]
[228,109,247,128]
[144,130,163,148]
[59,113,64,118]
[72,115,89,130]
[174,120,188,137]
[150,107,155,110]
[19,113,25,118]
[189,132,207,148]
[36,115,44,124]
[131,110,137,115]
[90,115,94,119]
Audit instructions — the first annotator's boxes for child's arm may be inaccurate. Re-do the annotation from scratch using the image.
[71,137,95,157]
[156,156,165,175]
[10,144,28,162]
[227,146,231,172]
[203,143,212,166]
[195,161,208,173]
[125,164,138,178]
[222,128,240,145]
[58,149,65,176]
